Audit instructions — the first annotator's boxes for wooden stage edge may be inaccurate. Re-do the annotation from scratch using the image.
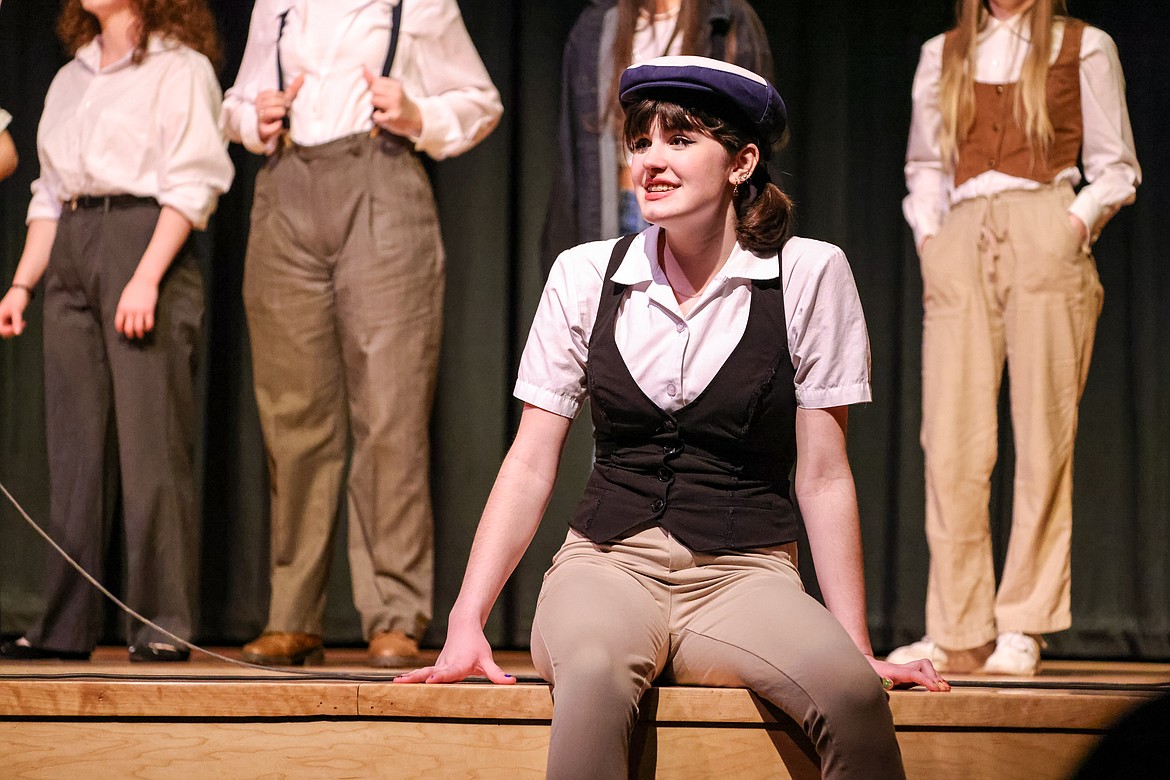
[2,649,1168,779]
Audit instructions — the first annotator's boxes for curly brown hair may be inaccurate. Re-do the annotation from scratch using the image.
[57,0,221,68]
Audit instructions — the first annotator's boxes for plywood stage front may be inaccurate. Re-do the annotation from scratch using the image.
[1,648,1167,779]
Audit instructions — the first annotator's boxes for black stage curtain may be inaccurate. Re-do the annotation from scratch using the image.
[1,0,1166,657]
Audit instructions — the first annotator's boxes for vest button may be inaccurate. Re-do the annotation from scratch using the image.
[988,159,996,167]
[663,420,677,432]
[657,467,673,482]
[651,499,665,512]
[992,123,1001,132]
[995,84,1005,94]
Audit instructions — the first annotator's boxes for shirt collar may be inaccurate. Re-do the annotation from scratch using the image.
[610,226,779,286]
[980,11,1032,45]
[75,33,175,74]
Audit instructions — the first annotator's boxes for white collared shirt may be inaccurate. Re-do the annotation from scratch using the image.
[27,35,233,230]
[516,227,872,418]
[222,0,502,159]
[904,15,1141,248]
[0,107,11,133]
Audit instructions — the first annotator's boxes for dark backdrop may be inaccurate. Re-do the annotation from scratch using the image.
[1,0,1166,657]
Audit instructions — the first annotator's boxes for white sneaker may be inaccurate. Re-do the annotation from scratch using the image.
[885,637,951,671]
[982,632,1043,676]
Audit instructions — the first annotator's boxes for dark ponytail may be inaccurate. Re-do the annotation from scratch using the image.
[734,173,794,255]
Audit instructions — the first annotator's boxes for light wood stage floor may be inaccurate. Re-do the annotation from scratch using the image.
[2,648,1168,779]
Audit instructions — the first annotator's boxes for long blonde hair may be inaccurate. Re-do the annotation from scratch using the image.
[938,0,1066,167]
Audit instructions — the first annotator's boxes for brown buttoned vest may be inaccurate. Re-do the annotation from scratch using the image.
[947,19,1084,187]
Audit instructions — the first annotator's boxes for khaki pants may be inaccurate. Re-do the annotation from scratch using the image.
[31,201,203,653]
[243,133,443,640]
[531,527,905,780]
[920,185,1102,650]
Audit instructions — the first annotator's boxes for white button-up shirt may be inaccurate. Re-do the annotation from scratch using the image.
[903,15,1141,249]
[27,35,233,230]
[516,228,872,419]
[0,108,11,134]
[222,0,502,159]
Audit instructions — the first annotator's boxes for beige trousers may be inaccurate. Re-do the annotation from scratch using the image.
[243,133,443,640]
[531,527,905,780]
[920,185,1103,650]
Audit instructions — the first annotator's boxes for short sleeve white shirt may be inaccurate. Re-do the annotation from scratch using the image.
[515,227,872,419]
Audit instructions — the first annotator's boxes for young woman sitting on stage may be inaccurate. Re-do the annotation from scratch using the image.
[395,56,948,779]
[0,0,232,662]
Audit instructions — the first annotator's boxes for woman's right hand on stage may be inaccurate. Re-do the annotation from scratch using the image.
[255,74,304,147]
[393,622,515,685]
[0,286,30,338]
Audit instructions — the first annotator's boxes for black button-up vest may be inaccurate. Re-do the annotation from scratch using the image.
[570,235,800,552]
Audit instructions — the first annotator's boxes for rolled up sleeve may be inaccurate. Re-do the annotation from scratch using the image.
[157,55,235,230]
[402,0,502,160]
[221,0,281,155]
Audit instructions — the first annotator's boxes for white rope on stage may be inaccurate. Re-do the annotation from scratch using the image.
[0,477,425,682]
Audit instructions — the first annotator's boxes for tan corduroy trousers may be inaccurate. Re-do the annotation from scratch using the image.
[530,527,905,780]
[243,132,443,640]
[920,184,1103,650]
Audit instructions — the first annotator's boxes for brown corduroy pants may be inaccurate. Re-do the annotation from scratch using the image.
[920,184,1103,650]
[243,132,443,640]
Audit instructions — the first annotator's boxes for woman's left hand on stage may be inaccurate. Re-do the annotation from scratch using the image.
[115,275,159,339]
[865,654,950,692]
[393,622,515,685]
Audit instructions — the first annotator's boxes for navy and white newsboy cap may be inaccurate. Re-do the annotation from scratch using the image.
[619,55,787,144]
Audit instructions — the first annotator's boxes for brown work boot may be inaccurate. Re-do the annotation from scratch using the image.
[241,632,324,666]
[368,630,420,668]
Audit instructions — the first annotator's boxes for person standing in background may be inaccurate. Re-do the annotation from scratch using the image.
[0,0,232,662]
[540,0,772,269]
[889,0,1139,676]
[221,0,502,668]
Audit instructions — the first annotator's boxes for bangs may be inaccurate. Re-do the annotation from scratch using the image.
[622,98,726,148]
[624,100,707,140]
[621,95,765,157]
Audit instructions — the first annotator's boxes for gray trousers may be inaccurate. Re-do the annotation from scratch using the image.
[27,201,203,653]
[243,132,442,640]
[531,528,906,779]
